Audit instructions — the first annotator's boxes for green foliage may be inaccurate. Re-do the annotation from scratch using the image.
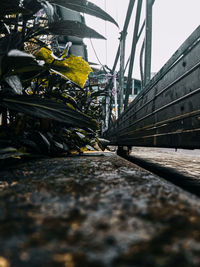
[48,0,118,27]
[0,0,113,162]
[39,20,107,39]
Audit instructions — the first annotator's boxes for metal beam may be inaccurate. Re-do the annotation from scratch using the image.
[140,39,145,88]
[103,0,136,127]
[124,0,143,110]
[124,19,146,75]
[144,0,153,86]
[112,0,136,72]
[119,33,126,114]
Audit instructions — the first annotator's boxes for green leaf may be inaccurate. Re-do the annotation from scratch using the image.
[0,147,17,154]
[0,0,25,17]
[49,0,118,27]
[4,75,23,95]
[76,132,85,139]
[0,33,23,58]
[6,65,46,77]
[0,0,42,17]
[23,0,43,14]
[0,147,27,160]
[32,132,51,154]
[38,20,106,39]
[0,95,98,130]
[97,138,110,151]
[1,49,44,78]
[86,144,95,151]
[41,1,55,23]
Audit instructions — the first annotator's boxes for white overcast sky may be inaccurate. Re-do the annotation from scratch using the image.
[84,0,200,79]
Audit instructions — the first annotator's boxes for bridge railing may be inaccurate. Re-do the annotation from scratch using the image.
[105,25,200,149]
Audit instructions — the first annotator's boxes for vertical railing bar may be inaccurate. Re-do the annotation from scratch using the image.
[123,19,146,75]
[119,34,126,114]
[140,39,145,88]
[144,0,153,85]
[112,0,136,73]
[124,0,143,110]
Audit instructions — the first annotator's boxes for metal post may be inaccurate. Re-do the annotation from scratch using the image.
[104,0,108,66]
[113,72,118,119]
[105,95,110,131]
[112,0,136,73]
[124,19,146,75]
[101,97,106,134]
[144,0,153,86]
[119,32,126,114]
[124,0,143,110]
[140,39,145,88]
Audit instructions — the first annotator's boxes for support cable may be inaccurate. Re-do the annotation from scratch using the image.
[89,38,107,73]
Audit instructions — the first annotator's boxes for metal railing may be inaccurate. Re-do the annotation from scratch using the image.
[104,1,200,149]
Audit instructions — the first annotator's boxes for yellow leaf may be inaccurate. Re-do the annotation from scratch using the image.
[66,103,75,110]
[58,55,92,88]
[11,155,21,159]
[32,77,49,89]
[26,88,34,95]
[35,47,54,65]
[35,47,92,88]
[80,147,87,152]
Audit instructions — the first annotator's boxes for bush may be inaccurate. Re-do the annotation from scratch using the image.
[0,0,117,161]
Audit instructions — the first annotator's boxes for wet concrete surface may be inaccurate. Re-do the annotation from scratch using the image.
[130,147,200,180]
[0,152,200,266]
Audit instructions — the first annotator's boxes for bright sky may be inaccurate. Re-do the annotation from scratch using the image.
[84,0,200,79]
